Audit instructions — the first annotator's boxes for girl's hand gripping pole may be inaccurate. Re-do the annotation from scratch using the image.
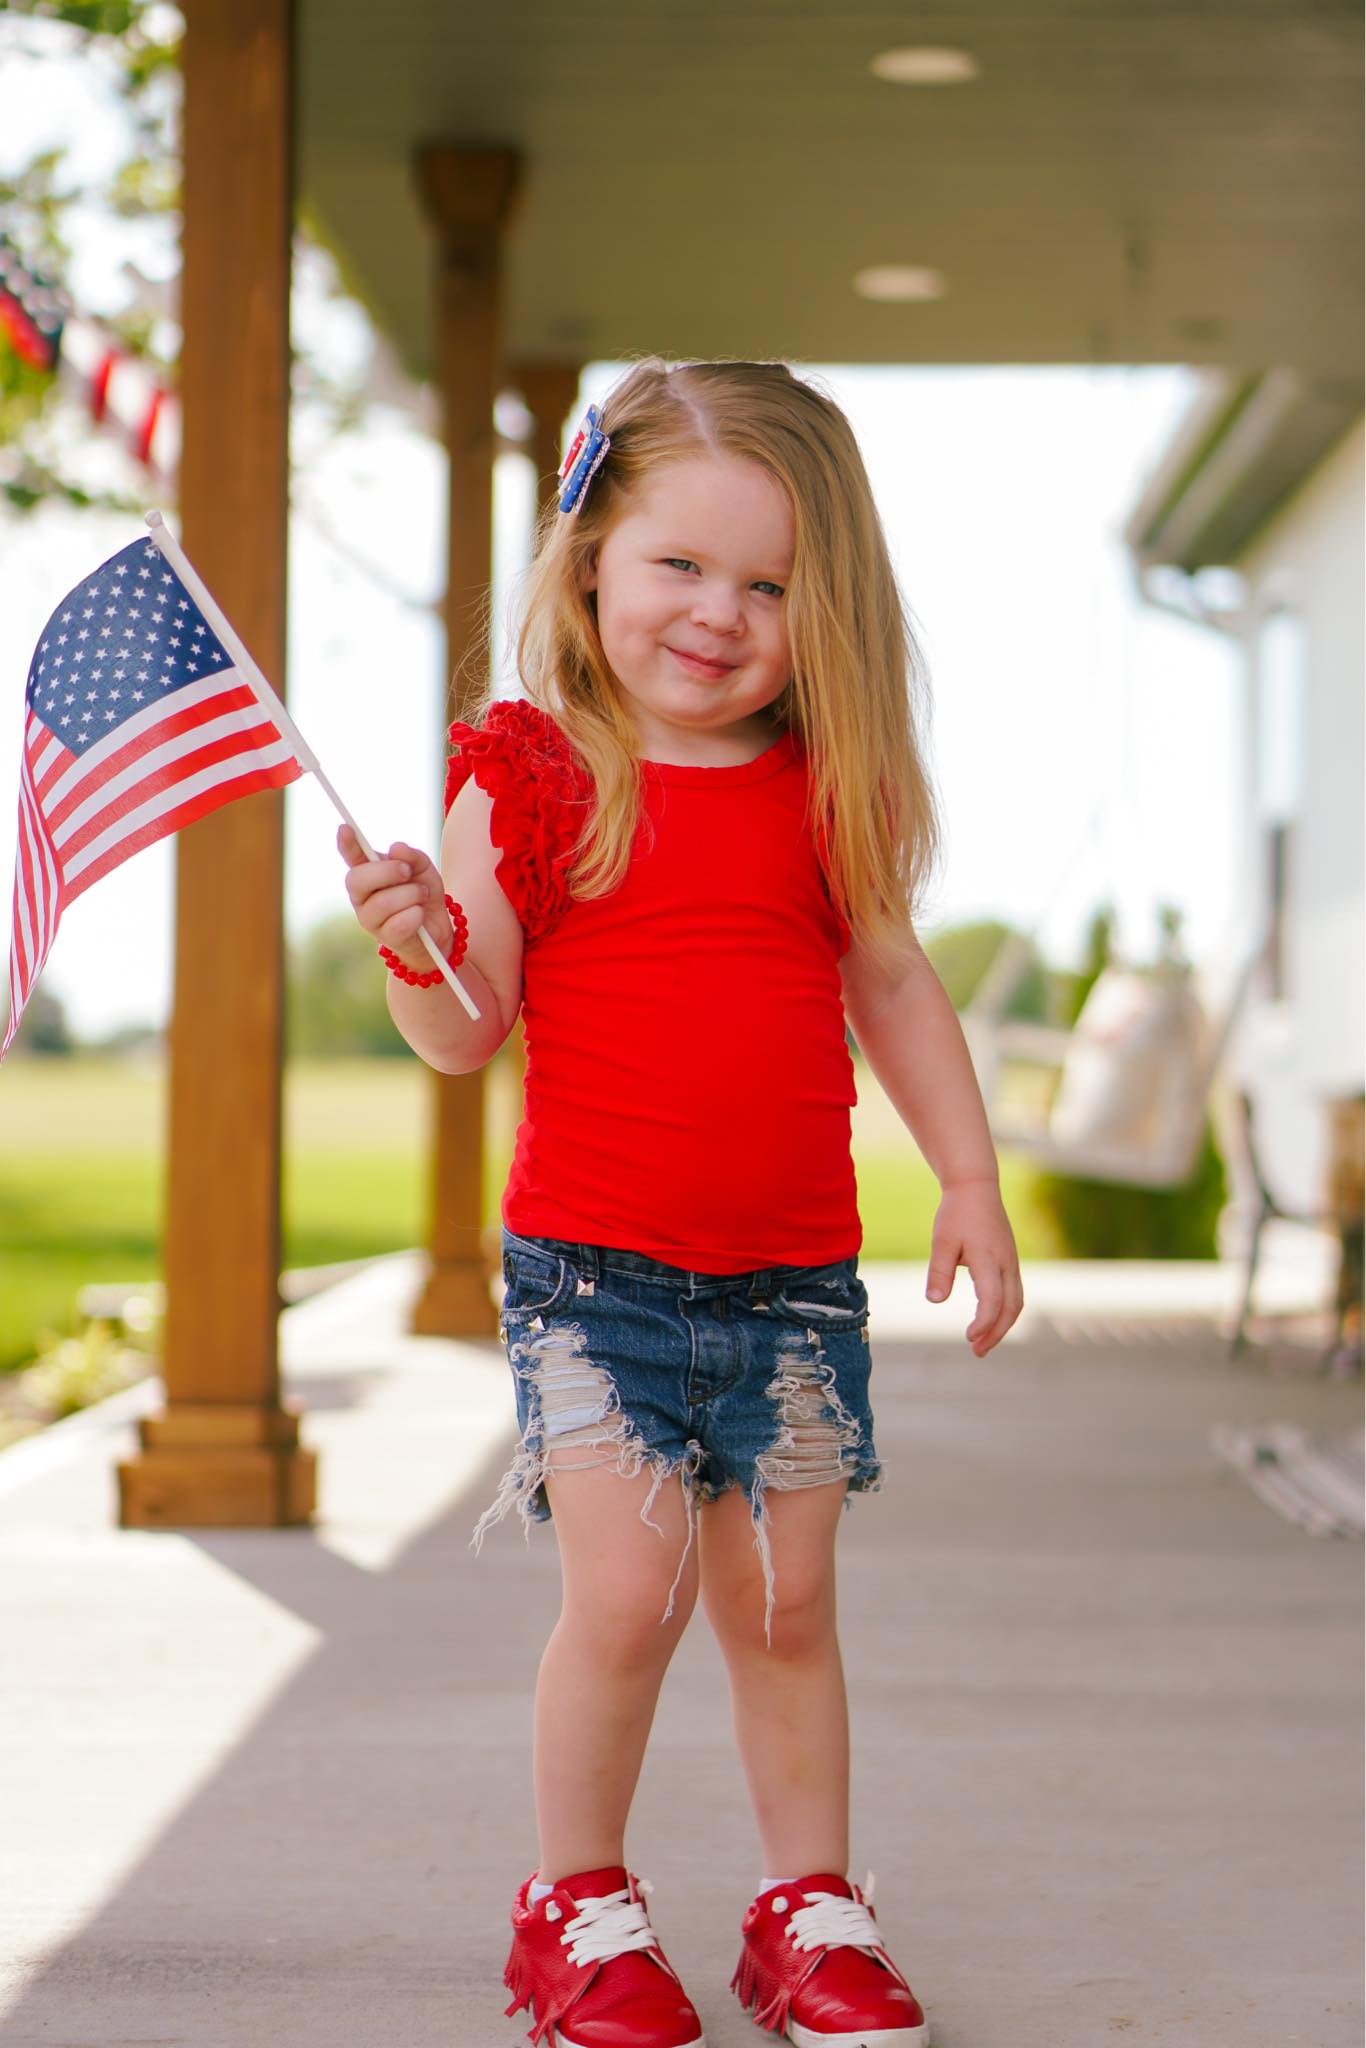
[143,509,481,1021]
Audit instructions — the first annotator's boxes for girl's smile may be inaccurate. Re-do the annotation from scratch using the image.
[584,453,795,760]
[666,645,738,679]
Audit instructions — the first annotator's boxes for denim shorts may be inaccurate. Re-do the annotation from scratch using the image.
[468,1224,884,1646]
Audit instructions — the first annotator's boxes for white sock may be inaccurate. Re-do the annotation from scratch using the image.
[529,1877,555,1903]
[758,1875,795,1895]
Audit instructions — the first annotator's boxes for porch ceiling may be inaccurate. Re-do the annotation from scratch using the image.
[298,1,1363,390]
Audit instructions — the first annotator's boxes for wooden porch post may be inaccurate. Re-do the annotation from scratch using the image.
[515,362,585,522]
[117,0,314,1526]
[410,144,522,1336]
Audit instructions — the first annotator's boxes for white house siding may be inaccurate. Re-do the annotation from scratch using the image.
[1227,416,1364,1213]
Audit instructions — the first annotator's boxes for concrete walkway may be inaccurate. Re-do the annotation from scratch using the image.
[0,1248,1360,2047]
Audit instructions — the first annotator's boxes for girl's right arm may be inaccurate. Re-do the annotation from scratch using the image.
[336,777,525,1074]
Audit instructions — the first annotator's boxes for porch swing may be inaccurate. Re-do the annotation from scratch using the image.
[954,755,1287,1361]
[959,861,1265,1193]
[955,346,1267,1201]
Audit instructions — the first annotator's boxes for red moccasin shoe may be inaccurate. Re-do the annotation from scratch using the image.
[503,1863,706,2048]
[730,1872,929,2047]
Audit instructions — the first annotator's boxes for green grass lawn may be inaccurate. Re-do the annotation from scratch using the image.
[0,1053,1049,1374]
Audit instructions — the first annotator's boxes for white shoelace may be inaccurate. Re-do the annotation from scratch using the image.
[785,1876,885,1958]
[552,1878,659,1970]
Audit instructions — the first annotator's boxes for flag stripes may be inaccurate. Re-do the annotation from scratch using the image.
[3,536,304,1057]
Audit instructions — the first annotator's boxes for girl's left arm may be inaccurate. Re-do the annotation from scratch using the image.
[841,934,1024,1356]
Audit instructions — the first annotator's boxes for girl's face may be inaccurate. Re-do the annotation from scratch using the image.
[584,453,795,759]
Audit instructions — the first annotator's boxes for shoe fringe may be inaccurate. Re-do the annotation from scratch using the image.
[730,1942,792,2036]
[503,1939,561,2048]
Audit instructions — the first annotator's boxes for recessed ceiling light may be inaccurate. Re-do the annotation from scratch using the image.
[870,47,980,85]
[854,266,946,303]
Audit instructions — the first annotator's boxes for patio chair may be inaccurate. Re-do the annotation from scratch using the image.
[1223,1087,1362,1368]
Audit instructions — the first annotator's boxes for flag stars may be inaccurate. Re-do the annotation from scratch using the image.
[132,689,145,702]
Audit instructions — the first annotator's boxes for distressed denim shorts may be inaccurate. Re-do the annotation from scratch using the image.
[468,1224,884,1646]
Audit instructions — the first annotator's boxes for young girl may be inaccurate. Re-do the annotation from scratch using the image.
[340,359,1023,2048]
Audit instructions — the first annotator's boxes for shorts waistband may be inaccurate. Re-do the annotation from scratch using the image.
[500,1225,845,1297]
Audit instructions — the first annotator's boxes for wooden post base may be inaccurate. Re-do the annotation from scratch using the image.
[411,1257,498,1338]
[117,1404,317,1528]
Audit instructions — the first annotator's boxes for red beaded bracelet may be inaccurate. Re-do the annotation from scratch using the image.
[378,895,470,987]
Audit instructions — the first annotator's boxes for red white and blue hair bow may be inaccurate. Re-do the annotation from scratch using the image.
[558,402,611,514]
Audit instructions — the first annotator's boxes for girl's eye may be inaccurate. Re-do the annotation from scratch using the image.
[663,559,784,597]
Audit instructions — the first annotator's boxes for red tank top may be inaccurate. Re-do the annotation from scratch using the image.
[444,698,859,1273]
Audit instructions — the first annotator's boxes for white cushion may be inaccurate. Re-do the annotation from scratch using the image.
[1049,965,1208,1157]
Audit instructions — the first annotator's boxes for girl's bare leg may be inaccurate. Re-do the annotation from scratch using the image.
[532,1456,699,1879]
[697,1480,851,1876]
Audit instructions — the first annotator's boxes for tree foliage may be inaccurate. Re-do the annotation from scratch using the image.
[286,913,415,1060]
[0,0,376,516]
[0,0,182,513]
[3,981,74,1054]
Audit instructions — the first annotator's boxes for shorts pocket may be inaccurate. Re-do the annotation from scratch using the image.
[769,1263,869,1329]
[501,1238,572,1317]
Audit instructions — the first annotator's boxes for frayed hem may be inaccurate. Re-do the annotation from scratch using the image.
[469,1314,704,1627]
[747,1333,872,1649]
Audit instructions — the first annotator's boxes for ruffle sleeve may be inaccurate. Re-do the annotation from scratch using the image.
[443,698,592,943]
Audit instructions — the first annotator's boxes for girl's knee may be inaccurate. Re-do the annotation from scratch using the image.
[700,1481,843,1653]
[562,1567,699,1662]
[713,1564,835,1658]
[547,1458,701,1651]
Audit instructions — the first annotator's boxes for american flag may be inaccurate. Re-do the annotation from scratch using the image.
[3,535,304,1058]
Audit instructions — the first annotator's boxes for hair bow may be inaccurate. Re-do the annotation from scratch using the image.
[558,402,611,514]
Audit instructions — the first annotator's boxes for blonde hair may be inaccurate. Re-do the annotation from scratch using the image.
[464,356,943,976]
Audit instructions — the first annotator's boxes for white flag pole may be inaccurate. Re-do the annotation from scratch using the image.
[143,510,481,1021]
